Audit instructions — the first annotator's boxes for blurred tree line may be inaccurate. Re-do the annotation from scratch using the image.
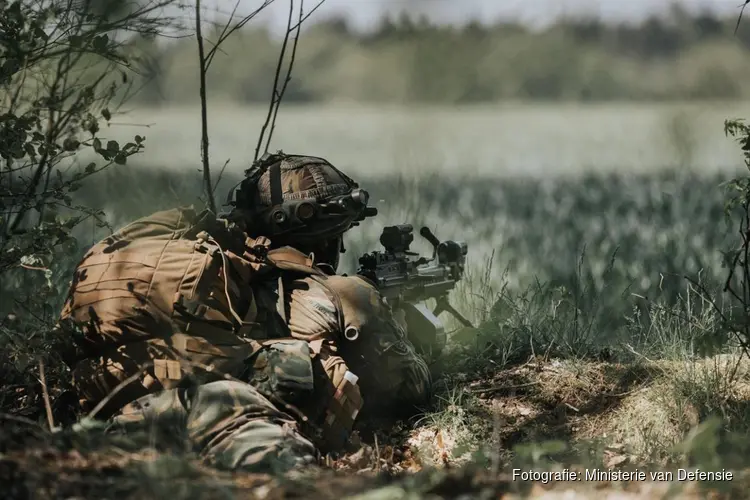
[124,5,750,104]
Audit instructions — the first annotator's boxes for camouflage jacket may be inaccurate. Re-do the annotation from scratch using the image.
[58,206,431,452]
[244,271,433,449]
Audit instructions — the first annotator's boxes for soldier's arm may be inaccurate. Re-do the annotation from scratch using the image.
[318,275,432,416]
[285,274,432,416]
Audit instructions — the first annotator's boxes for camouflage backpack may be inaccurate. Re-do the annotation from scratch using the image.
[58,206,324,417]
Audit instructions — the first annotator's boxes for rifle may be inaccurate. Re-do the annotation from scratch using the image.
[356,224,473,357]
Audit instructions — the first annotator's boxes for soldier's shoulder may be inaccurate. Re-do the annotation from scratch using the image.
[287,274,391,337]
[323,274,390,320]
[326,274,380,299]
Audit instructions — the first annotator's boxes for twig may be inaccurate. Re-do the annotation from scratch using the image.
[105,121,155,127]
[87,361,155,420]
[195,0,217,213]
[736,1,750,34]
[564,402,580,413]
[623,343,664,371]
[374,433,380,473]
[204,0,277,69]
[264,0,305,154]
[19,263,50,272]
[255,0,295,161]
[38,359,55,431]
[190,0,280,210]
[212,158,231,196]
[290,0,325,31]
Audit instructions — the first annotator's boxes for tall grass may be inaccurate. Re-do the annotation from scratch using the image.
[19,163,736,359]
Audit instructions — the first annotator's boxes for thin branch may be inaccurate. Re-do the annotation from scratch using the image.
[87,361,155,420]
[191,0,278,212]
[204,0,276,70]
[290,0,325,31]
[38,359,55,431]
[255,0,295,161]
[195,0,216,213]
[212,158,231,196]
[264,0,304,154]
[736,1,750,34]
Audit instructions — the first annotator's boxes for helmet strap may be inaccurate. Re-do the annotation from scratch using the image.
[269,161,283,206]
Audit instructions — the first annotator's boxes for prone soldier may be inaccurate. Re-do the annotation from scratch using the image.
[56,153,432,474]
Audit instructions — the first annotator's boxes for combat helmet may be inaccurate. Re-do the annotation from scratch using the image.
[225,152,378,246]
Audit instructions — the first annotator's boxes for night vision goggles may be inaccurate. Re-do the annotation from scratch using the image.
[263,187,377,234]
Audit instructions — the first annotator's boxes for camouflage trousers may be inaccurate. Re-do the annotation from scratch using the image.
[111,380,319,475]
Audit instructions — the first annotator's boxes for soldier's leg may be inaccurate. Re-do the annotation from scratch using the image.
[112,380,318,474]
[185,380,318,473]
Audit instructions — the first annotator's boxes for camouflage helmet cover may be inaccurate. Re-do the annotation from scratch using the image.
[230,152,375,243]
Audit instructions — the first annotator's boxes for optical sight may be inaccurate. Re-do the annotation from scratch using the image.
[379,224,414,253]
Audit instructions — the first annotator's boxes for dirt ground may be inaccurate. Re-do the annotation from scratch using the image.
[2,357,748,499]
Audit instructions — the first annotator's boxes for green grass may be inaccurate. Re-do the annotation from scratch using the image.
[53,163,737,349]
[4,160,750,498]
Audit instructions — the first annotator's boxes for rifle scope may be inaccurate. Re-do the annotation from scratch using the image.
[379,224,414,253]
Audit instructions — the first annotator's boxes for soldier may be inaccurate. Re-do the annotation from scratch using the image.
[57,153,432,475]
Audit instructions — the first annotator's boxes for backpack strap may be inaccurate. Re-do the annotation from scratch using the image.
[266,247,325,276]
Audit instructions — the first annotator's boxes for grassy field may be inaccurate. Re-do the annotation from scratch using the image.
[110,103,749,177]
[83,104,744,326]
[3,103,750,498]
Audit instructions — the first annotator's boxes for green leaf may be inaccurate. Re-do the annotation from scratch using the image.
[92,34,109,52]
[92,137,101,151]
[85,162,96,174]
[33,26,48,42]
[106,140,119,153]
[114,153,127,165]
[1,58,21,79]
[87,119,100,135]
[134,135,144,145]
[63,137,80,151]
[101,108,111,121]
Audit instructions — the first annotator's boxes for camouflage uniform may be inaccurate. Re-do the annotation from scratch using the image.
[109,273,431,474]
[58,154,431,475]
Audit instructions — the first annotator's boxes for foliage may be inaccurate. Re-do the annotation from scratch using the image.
[718,118,750,357]
[0,0,175,417]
